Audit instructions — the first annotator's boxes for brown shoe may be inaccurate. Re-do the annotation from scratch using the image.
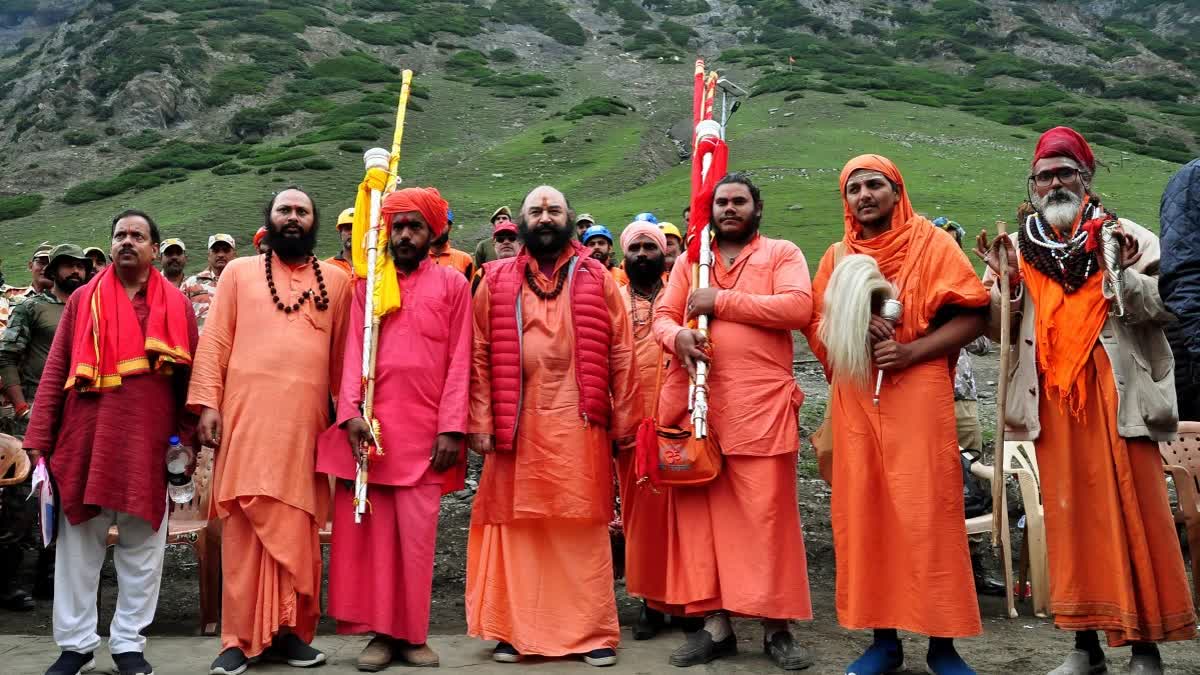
[356,636,394,672]
[396,643,440,667]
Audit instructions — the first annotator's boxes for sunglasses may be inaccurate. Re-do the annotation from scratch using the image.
[494,233,518,244]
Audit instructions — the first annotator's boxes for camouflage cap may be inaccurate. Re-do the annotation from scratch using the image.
[46,244,90,271]
[31,242,53,261]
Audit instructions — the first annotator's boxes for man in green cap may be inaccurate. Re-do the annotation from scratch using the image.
[0,244,91,431]
[0,244,91,611]
[473,205,513,270]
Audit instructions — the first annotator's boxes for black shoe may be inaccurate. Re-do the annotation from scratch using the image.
[669,629,738,667]
[492,642,521,663]
[764,631,814,671]
[209,648,249,675]
[111,652,154,675]
[0,587,34,611]
[633,604,665,641]
[266,633,326,667]
[974,576,1007,597]
[45,651,95,675]
[582,648,617,667]
[673,616,705,632]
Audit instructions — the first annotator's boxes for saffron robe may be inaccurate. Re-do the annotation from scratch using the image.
[648,234,814,619]
[466,246,641,656]
[319,259,472,639]
[187,254,352,657]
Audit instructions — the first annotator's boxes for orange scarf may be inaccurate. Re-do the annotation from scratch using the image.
[66,266,194,392]
[1022,263,1108,416]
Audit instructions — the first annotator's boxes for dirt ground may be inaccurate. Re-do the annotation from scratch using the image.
[2,345,1198,673]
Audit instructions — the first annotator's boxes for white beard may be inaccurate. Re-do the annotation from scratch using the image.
[1034,189,1083,231]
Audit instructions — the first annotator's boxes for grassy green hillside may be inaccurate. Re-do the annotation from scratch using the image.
[0,0,1197,281]
[3,87,1179,278]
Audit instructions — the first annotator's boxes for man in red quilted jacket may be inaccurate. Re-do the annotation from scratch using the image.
[465,185,642,668]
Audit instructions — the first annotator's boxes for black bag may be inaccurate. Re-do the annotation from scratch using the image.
[962,455,991,519]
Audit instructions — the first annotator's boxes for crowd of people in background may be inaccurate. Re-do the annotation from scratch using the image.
[0,125,1196,675]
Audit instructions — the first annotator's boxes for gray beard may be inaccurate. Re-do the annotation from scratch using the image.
[1034,190,1083,231]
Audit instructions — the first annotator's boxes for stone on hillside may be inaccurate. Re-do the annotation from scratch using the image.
[110,72,201,131]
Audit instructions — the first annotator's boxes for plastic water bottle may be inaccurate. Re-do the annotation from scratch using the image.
[165,435,195,504]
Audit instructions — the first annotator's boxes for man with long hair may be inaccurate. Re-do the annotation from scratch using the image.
[189,188,353,675]
[652,174,816,670]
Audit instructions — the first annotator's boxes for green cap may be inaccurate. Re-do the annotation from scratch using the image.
[31,242,53,261]
[47,244,90,272]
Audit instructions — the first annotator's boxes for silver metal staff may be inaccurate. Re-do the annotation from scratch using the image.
[1100,220,1125,318]
[872,298,903,406]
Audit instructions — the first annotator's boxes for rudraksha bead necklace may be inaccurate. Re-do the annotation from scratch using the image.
[265,251,330,313]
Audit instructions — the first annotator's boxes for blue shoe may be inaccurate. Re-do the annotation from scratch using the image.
[925,645,977,675]
[846,639,904,675]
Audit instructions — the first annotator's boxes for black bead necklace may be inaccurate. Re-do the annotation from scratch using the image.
[524,264,568,300]
[265,252,330,313]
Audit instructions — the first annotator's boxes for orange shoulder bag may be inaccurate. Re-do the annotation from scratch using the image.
[635,349,722,488]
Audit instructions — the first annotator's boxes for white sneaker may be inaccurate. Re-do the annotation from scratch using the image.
[1127,654,1163,675]
[1048,649,1108,675]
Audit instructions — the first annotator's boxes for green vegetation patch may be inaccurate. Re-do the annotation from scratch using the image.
[63,131,98,146]
[243,147,317,166]
[0,195,43,222]
[206,64,275,106]
[118,130,163,150]
[643,0,710,16]
[309,53,398,83]
[564,97,634,120]
[212,162,250,176]
[293,122,382,145]
[285,77,359,96]
[492,0,586,46]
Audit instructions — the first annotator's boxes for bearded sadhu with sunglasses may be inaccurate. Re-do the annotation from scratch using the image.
[977,127,1195,675]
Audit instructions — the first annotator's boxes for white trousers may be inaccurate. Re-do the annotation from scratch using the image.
[53,506,167,654]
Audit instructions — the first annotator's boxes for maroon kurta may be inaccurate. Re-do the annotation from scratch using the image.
[24,287,199,529]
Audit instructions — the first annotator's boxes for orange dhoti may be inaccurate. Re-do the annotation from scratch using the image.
[831,361,982,637]
[466,519,619,655]
[617,451,671,602]
[219,496,323,657]
[1037,345,1197,645]
[645,453,813,620]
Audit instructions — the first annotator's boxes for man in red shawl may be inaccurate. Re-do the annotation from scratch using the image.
[978,127,1195,675]
[26,210,199,675]
[804,156,989,675]
[318,187,471,670]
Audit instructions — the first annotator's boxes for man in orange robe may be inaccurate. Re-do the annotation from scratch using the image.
[466,185,641,668]
[978,127,1195,675]
[612,220,672,640]
[189,188,353,675]
[804,156,989,675]
[651,174,815,670]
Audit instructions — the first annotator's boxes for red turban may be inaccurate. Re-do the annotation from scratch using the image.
[381,187,449,238]
[253,226,267,248]
[1032,126,1095,173]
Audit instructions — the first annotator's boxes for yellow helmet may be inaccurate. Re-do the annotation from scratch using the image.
[337,207,355,227]
[660,222,682,240]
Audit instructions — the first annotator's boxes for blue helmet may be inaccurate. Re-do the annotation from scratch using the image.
[932,216,948,227]
[582,224,613,244]
[634,212,658,224]
[446,207,455,224]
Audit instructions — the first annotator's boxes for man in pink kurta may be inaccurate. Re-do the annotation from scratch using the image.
[651,174,815,670]
[317,187,471,671]
[188,189,352,675]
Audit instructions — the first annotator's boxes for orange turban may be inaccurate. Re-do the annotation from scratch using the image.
[253,226,267,248]
[380,187,449,238]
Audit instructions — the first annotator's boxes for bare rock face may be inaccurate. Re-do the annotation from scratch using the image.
[0,0,88,51]
[109,72,203,131]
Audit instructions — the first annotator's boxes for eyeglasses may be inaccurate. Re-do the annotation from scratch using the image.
[494,234,518,244]
[1030,167,1083,187]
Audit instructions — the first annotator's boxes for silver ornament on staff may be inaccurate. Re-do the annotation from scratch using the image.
[1099,220,1125,318]
[872,298,903,407]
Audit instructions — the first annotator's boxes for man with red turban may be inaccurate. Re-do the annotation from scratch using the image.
[318,187,471,670]
[978,127,1195,675]
[804,155,989,675]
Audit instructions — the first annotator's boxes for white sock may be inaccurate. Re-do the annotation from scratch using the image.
[704,612,732,641]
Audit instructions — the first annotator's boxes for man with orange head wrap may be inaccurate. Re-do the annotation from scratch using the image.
[804,155,989,675]
[978,128,1194,675]
[318,187,471,670]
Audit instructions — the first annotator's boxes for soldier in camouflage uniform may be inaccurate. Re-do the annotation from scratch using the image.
[0,245,90,609]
